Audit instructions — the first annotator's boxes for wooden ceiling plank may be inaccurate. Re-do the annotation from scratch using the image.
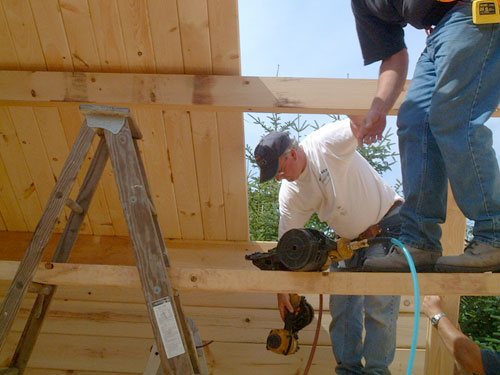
[0,280,419,314]
[1,0,46,71]
[9,106,67,232]
[97,160,129,237]
[146,0,184,74]
[177,0,212,75]
[22,370,134,375]
[116,0,156,73]
[216,112,248,240]
[205,0,247,240]
[202,342,424,375]
[7,299,426,349]
[0,157,27,231]
[133,107,181,239]
[190,111,226,240]
[177,0,227,240]
[58,105,115,236]
[1,332,151,373]
[185,306,426,348]
[0,106,42,231]
[29,0,73,71]
[207,0,240,75]
[0,3,20,70]
[59,0,101,72]
[0,211,6,231]
[162,110,203,239]
[0,331,422,375]
[0,230,269,268]
[87,0,129,73]
[33,106,92,235]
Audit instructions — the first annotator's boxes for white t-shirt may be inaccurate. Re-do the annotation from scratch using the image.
[278,119,401,240]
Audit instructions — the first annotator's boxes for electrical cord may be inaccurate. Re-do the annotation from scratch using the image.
[303,293,323,375]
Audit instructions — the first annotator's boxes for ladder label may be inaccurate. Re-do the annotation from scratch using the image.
[152,296,185,358]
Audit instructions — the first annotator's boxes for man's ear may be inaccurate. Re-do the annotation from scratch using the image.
[289,148,297,160]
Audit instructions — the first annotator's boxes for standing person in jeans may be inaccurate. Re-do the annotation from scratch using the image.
[349,0,500,272]
[254,117,403,375]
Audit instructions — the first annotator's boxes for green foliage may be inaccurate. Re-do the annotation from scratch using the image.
[459,296,500,350]
[246,113,397,241]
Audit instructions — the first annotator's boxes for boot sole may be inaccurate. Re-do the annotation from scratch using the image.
[435,264,500,273]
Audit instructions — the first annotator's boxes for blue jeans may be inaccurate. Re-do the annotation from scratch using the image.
[398,2,500,251]
[330,212,401,374]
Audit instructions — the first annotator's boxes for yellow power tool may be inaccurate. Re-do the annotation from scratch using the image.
[245,228,371,272]
[266,294,314,355]
[246,228,382,355]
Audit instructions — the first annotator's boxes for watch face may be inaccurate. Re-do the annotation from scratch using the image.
[431,313,445,326]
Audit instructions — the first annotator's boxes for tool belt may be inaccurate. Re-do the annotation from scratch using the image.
[335,200,402,271]
[358,200,402,240]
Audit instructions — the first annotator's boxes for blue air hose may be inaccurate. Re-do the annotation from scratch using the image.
[390,238,420,375]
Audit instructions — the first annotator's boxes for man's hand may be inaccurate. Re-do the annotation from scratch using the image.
[277,293,295,321]
[422,295,445,318]
[351,108,386,146]
[354,48,408,147]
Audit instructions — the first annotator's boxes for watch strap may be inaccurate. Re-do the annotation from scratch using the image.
[430,312,446,327]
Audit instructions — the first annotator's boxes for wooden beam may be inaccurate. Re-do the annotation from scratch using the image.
[0,71,377,113]
[3,70,499,116]
[1,261,499,296]
[2,70,499,116]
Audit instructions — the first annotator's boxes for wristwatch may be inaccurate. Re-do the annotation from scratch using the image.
[430,312,446,327]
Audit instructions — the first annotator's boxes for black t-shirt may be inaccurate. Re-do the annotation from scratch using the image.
[481,349,500,375]
[351,0,456,65]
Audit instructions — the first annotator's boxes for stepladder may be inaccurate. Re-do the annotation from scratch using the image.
[0,104,204,375]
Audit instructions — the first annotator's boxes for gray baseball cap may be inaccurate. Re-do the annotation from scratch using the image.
[254,131,292,183]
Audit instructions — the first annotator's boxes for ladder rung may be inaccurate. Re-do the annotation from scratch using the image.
[65,198,83,214]
[28,282,52,296]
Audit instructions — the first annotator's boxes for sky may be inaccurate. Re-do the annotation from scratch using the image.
[238,0,500,188]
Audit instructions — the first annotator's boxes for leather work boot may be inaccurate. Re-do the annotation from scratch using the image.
[362,244,441,272]
[435,241,500,272]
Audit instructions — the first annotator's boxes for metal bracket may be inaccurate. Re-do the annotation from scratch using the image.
[79,104,130,134]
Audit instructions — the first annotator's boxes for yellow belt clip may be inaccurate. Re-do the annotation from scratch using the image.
[438,0,500,24]
[471,0,500,24]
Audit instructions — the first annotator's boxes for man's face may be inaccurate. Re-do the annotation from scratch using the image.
[275,149,301,182]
